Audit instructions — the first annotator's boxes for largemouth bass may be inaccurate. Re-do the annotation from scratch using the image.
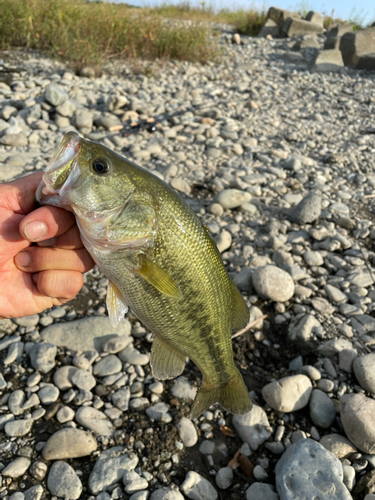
[37,131,252,417]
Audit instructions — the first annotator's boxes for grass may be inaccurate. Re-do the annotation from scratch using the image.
[0,0,220,73]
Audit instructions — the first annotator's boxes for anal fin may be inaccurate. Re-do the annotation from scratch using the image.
[150,338,186,380]
[106,281,128,328]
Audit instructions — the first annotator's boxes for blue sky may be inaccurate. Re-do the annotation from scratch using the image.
[122,0,375,24]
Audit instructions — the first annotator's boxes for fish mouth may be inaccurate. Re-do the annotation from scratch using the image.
[36,131,81,208]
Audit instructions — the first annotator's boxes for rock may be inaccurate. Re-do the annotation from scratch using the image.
[75,110,94,130]
[88,446,138,494]
[70,368,96,391]
[343,464,356,491]
[24,484,43,500]
[149,488,184,500]
[145,402,170,421]
[53,365,78,391]
[101,335,132,354]
[215,467,233,489]
[171,376,197,401]
[289,192,321,224]
[323,284,347,303]
[309,389,336,428]
[267,7,300,24]
[42,428,98,460]
[118,345,149,365]
[258,18,280,38]
[252,265,294,302]
[123,471,148,494]
[275,439,351,500]
[213,189,251,209]
[170,177,191,195]
[324,24,353,50]
[262,375,312,412]
[232,405,272,450]
[288,314,323,350]
[29,343,57,373]
[181,471,218,500]
[41,316,131,351]
[303,251,323,266]
[75,406,115,436]
[214,230,232,253]
[2,457,31,478]
[320,433,357,459]
[47,461,82,500]
[340,394,375,454]
[5,418,33,437]
[44,84,69,106]
[353,353,375,393]
[309,49,344,73]
[246,483,279,500]
[281,17,324,37]
[0,134,28,147]
[112,387,131,411]
[93,354,122,377]
[38,384,60,404]
[305,10,323,27]
[176,417,198,447]
[352,470,375,498]
[340,27,375,69]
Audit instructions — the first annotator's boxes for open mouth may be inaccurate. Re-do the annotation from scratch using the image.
[36,131,81,206]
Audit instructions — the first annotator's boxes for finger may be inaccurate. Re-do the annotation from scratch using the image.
[19,206,76,242]
[38,224,84,250]
[2,172,44,214]
[15,247,95,273]
[33,270,84,303]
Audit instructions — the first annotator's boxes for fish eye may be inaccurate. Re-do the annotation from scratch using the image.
[92,158,110,174]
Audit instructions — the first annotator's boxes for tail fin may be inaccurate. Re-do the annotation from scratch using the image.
[190,368,252,419]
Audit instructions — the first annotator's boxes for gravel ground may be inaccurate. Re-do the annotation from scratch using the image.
[1,26,375,500]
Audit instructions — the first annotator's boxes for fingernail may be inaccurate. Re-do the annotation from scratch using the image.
[15,251,31,268]
[38,237,56,247]
[24,220,47,241]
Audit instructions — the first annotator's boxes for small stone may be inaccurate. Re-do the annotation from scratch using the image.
[262,375,312,412]
[289,192,321,224]
[112,387,131,411]
[171,376,197,401]
[275,439,351,500]
[214,230,232,253]
[181,471,218,500]
[146,402,170,421]
[47,461,82,500]
[42,428,98,460]
[353,353,375,393]
[215,467,233,489]
[75,406,115,436]
[123,470,148,494]
[232,405,272,450]
[245,482,279,500]
[44,84,69,107]
[149,487,184,500]
[38,384,60,404]
[343,464,356,491]
[93,354,122,376]
[101,335,132,354]
[340,394,375,453]
[29,343,57,373]
[252,265,294,302]
[30,461,48,481]
[5,418,33,437]
[118,345,149,365]
[288,314,322,350]
[309,389,336,428]
[2,457,31,478]
[170,177,191,195]
[71,368,96,391]
[213,189,251,209]
[253,465,268,481]
[176,417,198,447]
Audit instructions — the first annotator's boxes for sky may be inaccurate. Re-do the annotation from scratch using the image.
[121,0,375,24]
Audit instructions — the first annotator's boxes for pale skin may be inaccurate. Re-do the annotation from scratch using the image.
[0,172,95,319]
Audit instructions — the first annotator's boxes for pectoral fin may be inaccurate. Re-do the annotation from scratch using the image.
[231,284,250,332]
[150,338,186,380]
[134,255,182,298]
[106,281,128,328]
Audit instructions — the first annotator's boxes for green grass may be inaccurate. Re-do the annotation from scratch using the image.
[0,0,220,73]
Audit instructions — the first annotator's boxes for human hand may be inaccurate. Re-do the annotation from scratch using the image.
[0,172,95,319]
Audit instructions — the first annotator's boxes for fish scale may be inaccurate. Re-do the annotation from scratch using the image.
[37,131,253,417]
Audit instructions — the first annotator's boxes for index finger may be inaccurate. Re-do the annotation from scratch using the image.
[19,206,76,242]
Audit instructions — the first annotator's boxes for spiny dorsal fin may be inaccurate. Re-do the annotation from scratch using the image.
[106,281,128,328]
[150,337,186,380]
[134,254,182,298]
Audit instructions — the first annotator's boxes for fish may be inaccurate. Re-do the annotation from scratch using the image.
[36,131,252,418]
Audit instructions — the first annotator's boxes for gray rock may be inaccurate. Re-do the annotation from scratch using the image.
[213,189,251,209]
[47,461,82,500]
[353,353,375,393]
[101,335,132,354]
[289,192,321,224]
[275,439,351,500]
[181,471,218,500]
[14,315,39,327]
[75,110,94,130]
[112,387,131,411]
[71,368,96,391]
[42,428,98,460]
[320,433,357,458]
[149,487,184,500]
[288,314,323,350]
[232,405,272,450]
[5,418,33,437]
[123,470,148,494]
[2,457,31,478]
[258,18,280,38]
[215,467,233,489]
[281,17,324,37]
[93,354,122,376]
[41,316,131,351]
[0,133,28,147]
[252,265,294,302]
[88,446,138,494]
[38,384,59,404]
[324,284,347,303]
[29,343,57,373]
[24,485,43,500]
[118,345,149,365]
[339,349,358,373]
[309,50,344,73]
[340,27,375,69]
[146,402,170,421]
[262,375,312,413]
[253,465,268,481]
[53,365,78,390]
[309,389,336,428]
[45,84,69,106]
[214,230,232,253]
[171,376,197,401]
[343,464,356,491]
[75,406,115,436]
[8,389,25,415]
[170,177,191,195]
[246,483,279,500]
[176,417,198,447]
[303,251,323,267]
[340,393,375,454]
